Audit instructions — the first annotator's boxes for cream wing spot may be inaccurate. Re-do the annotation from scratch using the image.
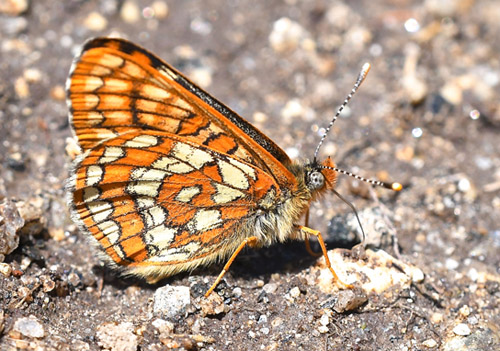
[95,129,118,141]
[143,206,167,227]
[95,53,124,68]
[159,66,178,80]
[143,225,176,250]
[187,209,222,233]
[86,165,103,186]
[131,167,167,182]
[124,135,159,148]
[171,97,193,111]
[74,75,104,92]
[105,77,131,92]
[77,94,99,109]
[122,61,148,79]
[217,159,249,190]
[88,200,113,223]
[101,94,129,107]
[98,146,125,164]
[150,242,201,263]
[136,196,155,209]
[84,111,105,126]
[152,156,193,174]
[140,84,171,101]
[97,220,126,259]
[228,158,257,180]
[183,241,201,253]
[175,186,201,203]
[127,181,162,197]
[97,220,120,238]
[88,65,112,76]
[212,183,245,204]
[172,142,213,169]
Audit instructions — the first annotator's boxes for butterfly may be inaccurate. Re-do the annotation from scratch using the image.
[66,37,402,296]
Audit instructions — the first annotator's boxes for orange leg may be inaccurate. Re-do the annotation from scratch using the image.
[304,236,322,257]
[304,209,322,257]
[205,236,259,297]
[299,226,353,289]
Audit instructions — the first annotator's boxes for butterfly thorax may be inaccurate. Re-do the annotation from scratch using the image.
[248,157,337,247]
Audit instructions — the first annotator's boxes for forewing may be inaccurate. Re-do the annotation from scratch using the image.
[67,37,296,188]
[68,130,279,267]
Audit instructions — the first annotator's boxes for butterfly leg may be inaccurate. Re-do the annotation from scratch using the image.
[303,209,322,258]
[205,236,259,297]
[299,226,353,289]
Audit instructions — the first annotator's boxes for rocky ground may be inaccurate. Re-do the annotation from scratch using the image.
[0,0,499,350]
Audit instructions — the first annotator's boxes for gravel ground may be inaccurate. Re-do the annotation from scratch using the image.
[1,0,499,350]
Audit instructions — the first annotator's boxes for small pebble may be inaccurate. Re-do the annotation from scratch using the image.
[332,290,368,313]
[232,287,242,298]
[188,66,212,88]
[458,305,470,318]
[83,12,108,31]
[422,338,438,348]
[271,317,283,328]
[467,268,479,282]
[151,318,174,336]
[151,1,168,19]
[96,322,138,351]
[0,0,28,16]
[318,325,329,334]
[121,0,140,24]
[452,323,471,336]
[198,291,225,316]
[440,82,462,105]
[280,99,315,122]
[23,68,42,83]
[457,178,471,192]
[411,268,425,283]
[15,77,29,98]
[289,286,301,298]
[319,313,329,326]
[12,316,45,338]
[153,285,191,318]
[445,258,459,270]
[50,85,66,101]
[0,199,24,261]
[0,262,12,277]
[269,17,308,53]
[1,16,27,34]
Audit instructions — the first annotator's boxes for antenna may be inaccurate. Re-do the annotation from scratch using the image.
[314,63,371,161]
[332,189,366,242]
[322,164,403,191]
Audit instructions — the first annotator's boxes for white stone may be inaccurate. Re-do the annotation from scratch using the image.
[13,316,45,338]
[153,285,191,319]
[452,323,471,336]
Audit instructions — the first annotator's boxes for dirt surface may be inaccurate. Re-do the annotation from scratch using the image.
[1,0,499,350]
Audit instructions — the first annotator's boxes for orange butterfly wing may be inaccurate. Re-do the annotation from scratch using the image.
[70,130,279,273]
[67,38,298,275]
[67,38,296,189]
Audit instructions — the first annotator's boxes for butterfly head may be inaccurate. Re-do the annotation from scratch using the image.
[305,157,337,194]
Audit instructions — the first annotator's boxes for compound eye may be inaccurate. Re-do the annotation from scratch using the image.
[308,171,325,190]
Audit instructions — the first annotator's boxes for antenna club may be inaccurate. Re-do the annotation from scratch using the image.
[392,182,403,191]
[362,62,371,74]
